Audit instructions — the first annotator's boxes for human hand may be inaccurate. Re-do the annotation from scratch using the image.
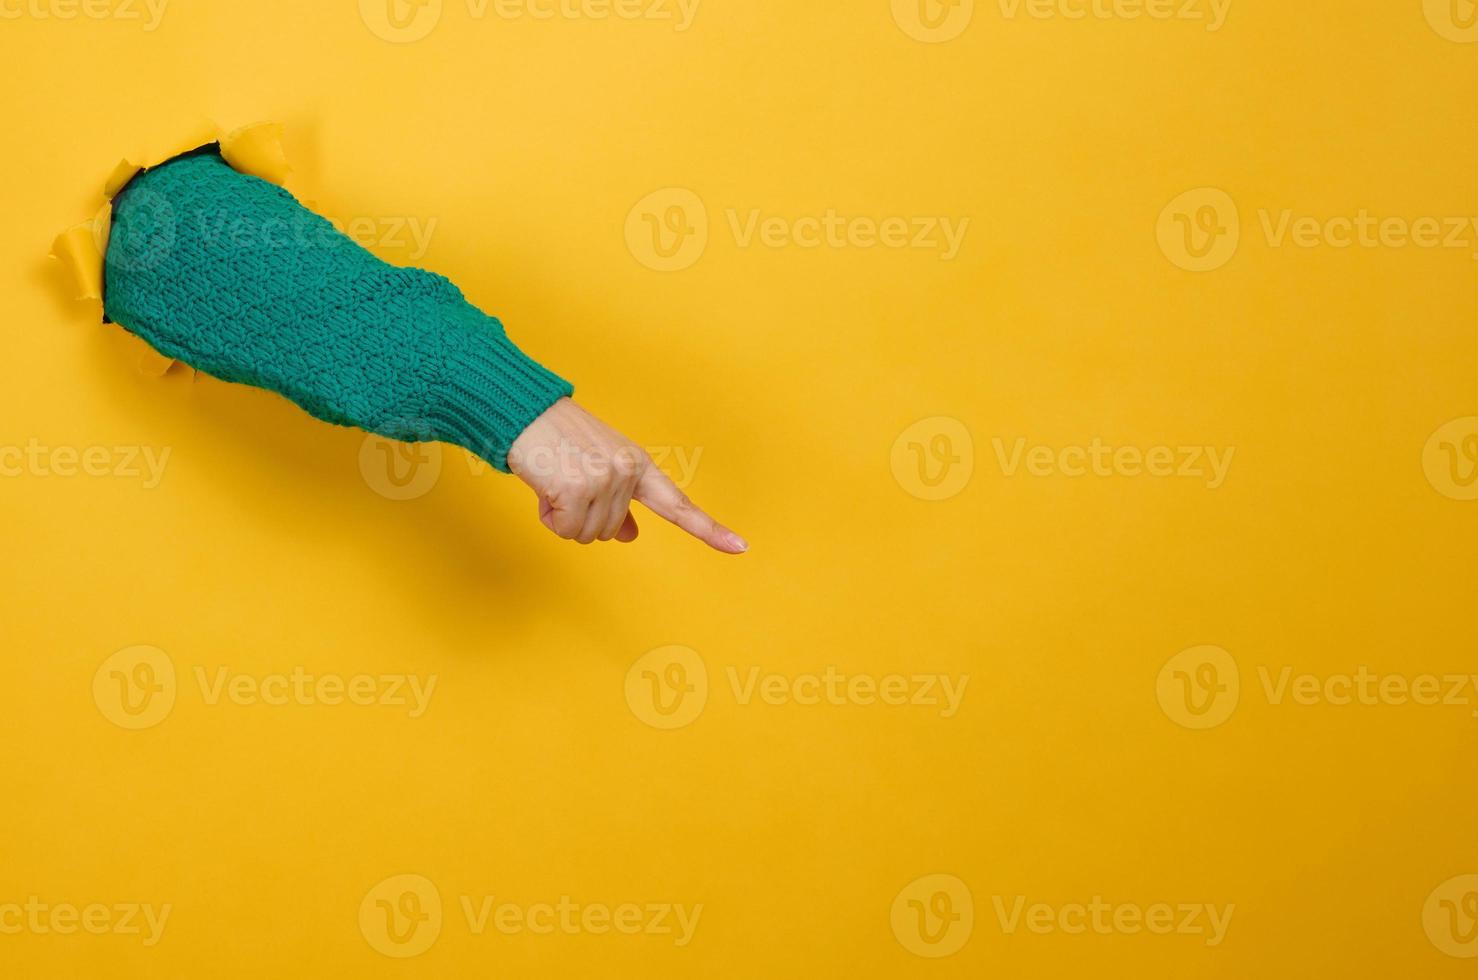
[507,398,747,553]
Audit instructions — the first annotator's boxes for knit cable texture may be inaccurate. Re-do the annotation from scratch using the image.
[103,148,573,472]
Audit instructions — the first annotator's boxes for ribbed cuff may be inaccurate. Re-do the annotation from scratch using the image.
[429,327,574,473]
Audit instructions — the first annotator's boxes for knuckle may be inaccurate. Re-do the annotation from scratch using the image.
[612,448,643,478]
[555,473,589,500]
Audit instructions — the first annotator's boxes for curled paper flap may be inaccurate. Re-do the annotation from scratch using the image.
[58,122,291,378]
[104,122,222,200]
[103,160,143,200]
[129,334,178,378]
[49,202,112,301]
[221,122,291,186]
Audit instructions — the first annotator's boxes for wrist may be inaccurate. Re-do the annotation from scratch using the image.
[427,316,573,473]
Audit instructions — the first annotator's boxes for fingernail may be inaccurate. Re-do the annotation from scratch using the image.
[726,532,749,553]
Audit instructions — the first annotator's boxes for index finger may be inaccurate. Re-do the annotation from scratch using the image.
[633,466,747,554]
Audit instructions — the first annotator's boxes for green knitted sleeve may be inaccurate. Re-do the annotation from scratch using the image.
[102,147,573,473]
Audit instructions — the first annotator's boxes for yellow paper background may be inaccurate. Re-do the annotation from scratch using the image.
[2,0,1477,976]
